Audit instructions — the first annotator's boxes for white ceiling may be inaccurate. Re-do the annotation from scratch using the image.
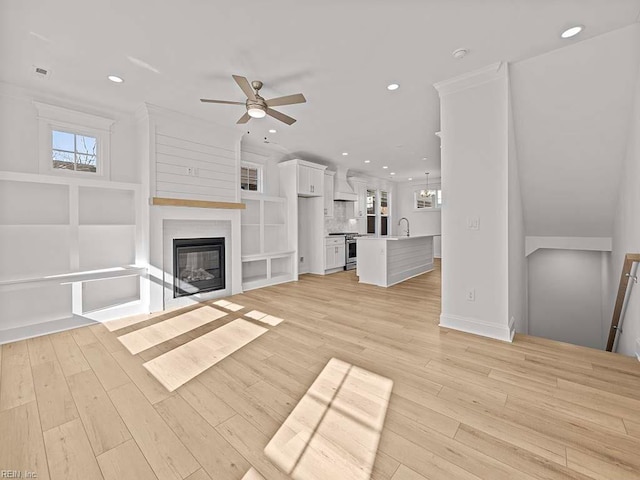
[511,23,640,237]
[1,0,640,181]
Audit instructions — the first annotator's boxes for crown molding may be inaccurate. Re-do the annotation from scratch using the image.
[433,62,507,97]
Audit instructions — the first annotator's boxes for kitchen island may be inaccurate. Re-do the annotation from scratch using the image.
[356,235,434,287]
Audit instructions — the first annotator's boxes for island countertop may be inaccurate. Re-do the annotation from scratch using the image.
[357,234,437,241]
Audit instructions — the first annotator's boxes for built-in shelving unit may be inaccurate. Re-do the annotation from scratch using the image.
[241,193,294,290]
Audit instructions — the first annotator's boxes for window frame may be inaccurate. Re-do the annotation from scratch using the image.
[414,188,442,211]
[34,101,113,179]
[240,161,263,193]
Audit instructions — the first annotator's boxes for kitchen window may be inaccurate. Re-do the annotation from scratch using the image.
[366,188,390,236]
[366,189,376,234]
[240,163,263,192]
[380,190,388,236]
[414,188,442,210]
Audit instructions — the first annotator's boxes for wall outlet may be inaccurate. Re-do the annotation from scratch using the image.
[466,288,476,301]
[467,217,480,230]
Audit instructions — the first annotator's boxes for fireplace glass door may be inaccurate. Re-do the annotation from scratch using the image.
[173,238,225,297]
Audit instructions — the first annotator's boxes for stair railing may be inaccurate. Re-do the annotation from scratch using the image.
[606,253,640,352]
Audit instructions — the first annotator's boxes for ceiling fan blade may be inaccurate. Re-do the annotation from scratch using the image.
[200,98,245,105]
[236,112,251,124]
[266,93,306,107]
[266,108,296,125]
[232,75,256,100]
[200,99,245,105]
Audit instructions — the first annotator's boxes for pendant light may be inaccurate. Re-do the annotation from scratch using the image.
[420,172,432,198]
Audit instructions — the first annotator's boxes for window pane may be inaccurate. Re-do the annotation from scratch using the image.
[52,149,75,170]
[76,135,97,155]
[367,215,376,234]
[380,191,388,216]
[240,166,259,191]
[366,189,376,215]
[76,154,97,172]
[381,217,388,236]
[52,130,74,151]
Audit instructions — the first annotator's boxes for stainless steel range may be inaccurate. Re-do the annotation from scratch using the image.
[329,232,361,270]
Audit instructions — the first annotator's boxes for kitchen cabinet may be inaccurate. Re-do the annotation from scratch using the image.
[325,237,346,270]
[350,179,367,218]
[324,171,335,217]
[298,164,324,197]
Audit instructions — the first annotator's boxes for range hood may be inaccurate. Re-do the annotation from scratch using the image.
[333,167,357,201]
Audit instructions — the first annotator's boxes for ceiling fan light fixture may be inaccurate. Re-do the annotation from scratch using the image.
[247,106,266,118]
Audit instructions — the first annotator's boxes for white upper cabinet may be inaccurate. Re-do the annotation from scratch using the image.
[297,164,324,197]
[324,171,335,217]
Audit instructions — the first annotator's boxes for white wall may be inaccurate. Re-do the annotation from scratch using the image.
[507,82,527,334]
[528,249,605,349]
[395,180,441,257]
[608,53,640,358]
[0,84,140,182]
[436,63,513,342]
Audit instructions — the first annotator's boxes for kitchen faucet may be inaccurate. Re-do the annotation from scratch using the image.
[398,217,410,237]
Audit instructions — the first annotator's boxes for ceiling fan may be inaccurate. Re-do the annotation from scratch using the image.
[201,75,306,125]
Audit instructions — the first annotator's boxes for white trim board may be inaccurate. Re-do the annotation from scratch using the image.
[525,236,612,256]
[439,313,515,342]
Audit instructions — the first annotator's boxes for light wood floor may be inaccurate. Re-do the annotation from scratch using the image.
[2,260,640,479]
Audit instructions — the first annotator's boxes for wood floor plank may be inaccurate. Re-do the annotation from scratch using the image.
[216,415,291,480]
[43,418,104,480]
[70,325,99,347]
[624,418,640,439]
[111,349,171,405]
[0,401,50,480]
[79,341,130,391]
[50,332,91,377]
[155,394,250,479]
[67,369,131,455]
[177,379,236,427]
[185,470,213,480]
[96,439,158,480]
[0,340,36,411]
[143,319,268,392]
[32,360,79,431]
[117,306,228,355]
[89,323,126,353]
[27,335,57,366]
[109,382,199,480]
[391,465,428,480]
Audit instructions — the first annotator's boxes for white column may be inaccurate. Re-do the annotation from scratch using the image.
[435,62,516,342]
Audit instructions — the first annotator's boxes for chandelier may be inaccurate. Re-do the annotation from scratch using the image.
[419,172,432,198]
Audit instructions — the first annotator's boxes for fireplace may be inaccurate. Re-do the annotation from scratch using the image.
[173,237,225,298]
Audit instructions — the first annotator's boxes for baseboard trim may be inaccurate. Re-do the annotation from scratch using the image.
[439,313,514,342]
[0,315,97,345]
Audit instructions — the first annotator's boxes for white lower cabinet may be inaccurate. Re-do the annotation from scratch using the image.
[324,237,346,271]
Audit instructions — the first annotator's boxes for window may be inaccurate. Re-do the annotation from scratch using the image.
[366,189,376,234]
[241,163,262,192]
[34,102,113,178]
[52,130,98,173]
[380,190,388,236]
[415,188,442,210]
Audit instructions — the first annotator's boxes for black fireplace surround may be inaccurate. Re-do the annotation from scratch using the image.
[173,237,225,298]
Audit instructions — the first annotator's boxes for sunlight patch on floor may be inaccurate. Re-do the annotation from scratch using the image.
[213,299,245,312]
[117,306,228,354]
[245,310,284,326]
[264,358,393,480]
[142,319,268,392]
[241,467,267,480]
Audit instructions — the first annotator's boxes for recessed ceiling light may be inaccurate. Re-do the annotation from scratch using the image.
[452,48,469,60]
[422,157,427,161]
[390,172,396,175]
[342,152,349,156]
[269,129,277,133]
[383,166,388,169]
[561,25,584,39]
[408,177,413,181]
[387,83,400,91]
[364,160,371,164]
[107,75,124,83]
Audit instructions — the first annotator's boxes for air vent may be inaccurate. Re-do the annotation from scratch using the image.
[32,66,51,80]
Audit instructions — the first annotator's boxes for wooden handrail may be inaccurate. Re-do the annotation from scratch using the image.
[606,253,640,352]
